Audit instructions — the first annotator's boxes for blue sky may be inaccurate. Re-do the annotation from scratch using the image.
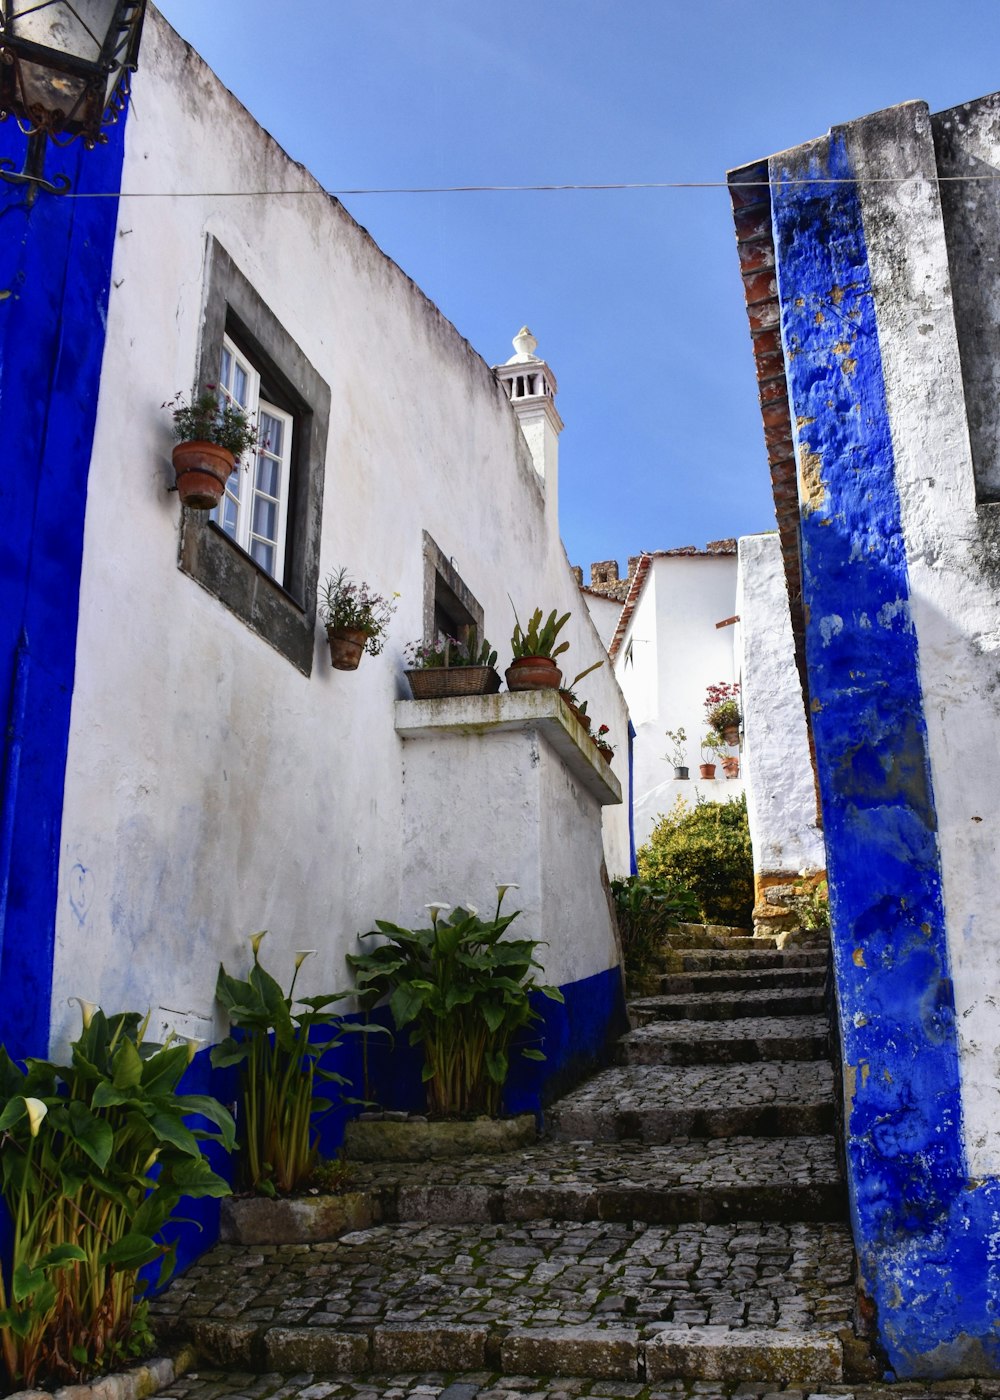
[155,0,1000,577]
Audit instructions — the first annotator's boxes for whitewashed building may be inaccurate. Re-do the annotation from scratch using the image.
[0,4,629,1262]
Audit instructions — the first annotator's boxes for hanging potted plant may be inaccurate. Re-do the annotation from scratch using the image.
[319,567,397,670]
[705,681,742,747]
[403,629,501,699]
[164,386,258,510]
[664,726,689,780]
[721,752,740,779]
[505,605,570,691]
[699,731,726,779]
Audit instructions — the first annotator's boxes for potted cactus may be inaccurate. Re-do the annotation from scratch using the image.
[506,606,570,691]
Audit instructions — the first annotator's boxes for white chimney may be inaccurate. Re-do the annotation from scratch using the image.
[493,327,563,530]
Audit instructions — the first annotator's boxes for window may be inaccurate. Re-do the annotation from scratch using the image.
[422,531,484,649]
[214,335,293,584]
[179,240,331,675]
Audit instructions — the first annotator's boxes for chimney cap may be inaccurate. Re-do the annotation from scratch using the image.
[506,326,541,364]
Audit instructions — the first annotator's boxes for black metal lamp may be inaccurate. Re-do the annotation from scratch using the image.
[0,0,146,195]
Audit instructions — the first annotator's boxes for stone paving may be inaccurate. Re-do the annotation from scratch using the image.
[547,1064,835,1143]
[618,1020,829,1067]
[628,991,827,1025]
[160,1370,1000,1400]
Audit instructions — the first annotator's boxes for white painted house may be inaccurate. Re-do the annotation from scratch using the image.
[0,3,630,1253]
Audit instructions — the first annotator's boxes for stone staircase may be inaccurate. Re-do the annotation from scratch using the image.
[152,924,872,1392]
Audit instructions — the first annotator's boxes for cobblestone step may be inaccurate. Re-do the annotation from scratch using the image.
[618,1016,829,1067]
[676,949,828,971]
[546,1063,835,1143]
[150,1220,857,1383]
[629,989,826,1024]
[346,1137,844,1227]
[159,1368,1000,1400]
[657,968,826,996]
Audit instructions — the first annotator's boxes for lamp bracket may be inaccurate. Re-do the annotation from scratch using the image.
[0,131,69,198]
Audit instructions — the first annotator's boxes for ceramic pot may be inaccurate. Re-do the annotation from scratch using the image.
[673,765,689,780]
[722,754,740,779]
[327,625,368,670]
[172,440,234,510]
[723,725,740,746]
[505,657,562,691]
[699,763,717,779]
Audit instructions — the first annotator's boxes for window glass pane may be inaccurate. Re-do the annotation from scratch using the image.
[256,453,280,497]
[250,539,274,574]
[220,345,232,390]
[222,495,239,537]
[232,362,249,407]
[259,410,283,457]
[252,496,277,542]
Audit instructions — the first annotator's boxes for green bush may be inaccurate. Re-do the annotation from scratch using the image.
[610,877,699,976]
[637,794,754,927]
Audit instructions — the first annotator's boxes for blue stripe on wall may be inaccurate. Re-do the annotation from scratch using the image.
[772,132,1000,1377]
[0,122,128,1059]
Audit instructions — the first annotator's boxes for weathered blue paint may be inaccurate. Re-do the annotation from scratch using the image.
[772,133,1000,1376]
[0,121,127,1059]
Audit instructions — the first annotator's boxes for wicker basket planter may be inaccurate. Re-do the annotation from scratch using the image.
[405,665,501,700]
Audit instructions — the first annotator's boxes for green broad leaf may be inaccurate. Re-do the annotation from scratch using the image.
[71,1344,90,1365]
[159,1155,232,1200]
[67,1099,114,1170]
[175,1094,236,1151]
[209,1036,248,1069]
[39,1243,87,1268]
[537,985,566,1003]
[389,983,426,1029]
[149,1112,201,1157]
[0,1097,27,1132]
[520,1048,547,1061]
[481,1003,506,1033]
[93,1081,136,1108]
[420,1062,436,1081]
[112,1035,144,1090]
[99,1232,161,1270]
[296,993,350,1011]
[157,1238,180,1289]
[484,1049,508,1083]
[140,1043,190,1096]
[59,1165,87,1197]
[12,1262,45,1302]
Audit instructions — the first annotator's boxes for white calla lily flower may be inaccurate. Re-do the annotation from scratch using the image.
[183,1036,206,1065]
[294,950,317,970]
[249,930,267,959]
[425,902,450,926]
[68,996,99,1029]
[23,1097,48,1137]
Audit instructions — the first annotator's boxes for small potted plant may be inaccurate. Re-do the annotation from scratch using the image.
[319,567,397,670]
[664,726,689,779]
[403,628,501,699]
[593,723,615,763]
[506,605,570,691]
[705,681,741,746]
[164,386,259,510]
[699,731,726,779]
[721,751,740,779]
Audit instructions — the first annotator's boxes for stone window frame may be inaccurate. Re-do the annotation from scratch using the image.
[179,239,331,675]
[422,531,485,650]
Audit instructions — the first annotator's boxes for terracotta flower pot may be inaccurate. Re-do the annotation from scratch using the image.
[172,440,235,510]
[505,656,562,691]
[722,754,740,779]
[723,725,740,746]
[699,763,717,779]
[327,625,368,670]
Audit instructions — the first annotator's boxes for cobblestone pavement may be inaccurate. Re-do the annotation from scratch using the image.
[618,1020,828,1066]
[628,991,826,1024]
[348,1138,841,1197]
[161,1367,1000,1400]
[151,1221,854,1338]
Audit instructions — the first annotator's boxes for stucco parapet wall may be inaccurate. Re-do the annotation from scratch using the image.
[394,691,622,806]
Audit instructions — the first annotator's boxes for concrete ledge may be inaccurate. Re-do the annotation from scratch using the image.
[342,1112,537,1161]
[394,690,622,805]
[220,1191,373,1244]
[372,1324,488,1371]
[7,1350,196,1400]
[643,1325,843,1383]
[501,1326,640,1379]
[264,1327,369,1372]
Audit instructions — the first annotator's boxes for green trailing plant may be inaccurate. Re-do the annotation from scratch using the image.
[212,933,375,1196]
[318,568,397,655]
[347,888,564,1117]
[509,604,571,661]
[0,1006,234,1391]
[638,794,754,927]
[163,387,258,458]
[611,877,700,977]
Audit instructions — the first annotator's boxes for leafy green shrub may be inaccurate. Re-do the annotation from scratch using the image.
[0,1008,234,1390]
[212,932,377,1196]
[610,877,699,976]
[638,794,754,927]
[348,889,563,1117]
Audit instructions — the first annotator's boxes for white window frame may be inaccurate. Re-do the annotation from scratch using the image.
[214,333,293,587]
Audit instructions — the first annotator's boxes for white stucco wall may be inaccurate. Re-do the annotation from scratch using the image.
[847,101,1000,1174]
[736,534,824,877]
[579,590,622,651]
[49,8,628,1055]
[615,554,744,851]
